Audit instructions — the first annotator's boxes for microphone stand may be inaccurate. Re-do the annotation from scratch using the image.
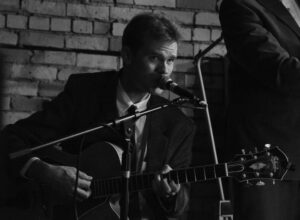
[194,34,233,220]
[9,98,194,220]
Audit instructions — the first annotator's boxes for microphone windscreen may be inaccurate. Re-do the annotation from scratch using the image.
[158,76,172,90]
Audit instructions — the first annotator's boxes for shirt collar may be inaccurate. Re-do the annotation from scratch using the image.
[116,80,151,116]
[281,0,290,8]
[281,0,299,8]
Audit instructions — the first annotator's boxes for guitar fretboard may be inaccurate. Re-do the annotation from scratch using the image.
[91,163,228,198]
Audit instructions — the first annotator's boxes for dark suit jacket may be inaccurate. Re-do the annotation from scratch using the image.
[1,71,195,219]
[220,0,300,179]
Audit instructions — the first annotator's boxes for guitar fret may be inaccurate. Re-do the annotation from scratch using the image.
[97,180,101,196]
[99,180,103,196]
[112,178,118,194]
[106,180,110,194]
[149,174,155,188]
[193,167,197,181]
[101,180,105,195]
[129,177,133,191]
[185,170,188,183]
[104,180,108,195]
[111,179,115,194]
[195,167,204,181]
[135,175,140,190]
[178,170,187,183]
[205,166,216,179]
[91,180,97,197]
[131,176,135,191]
[137,175,143,190]
[187,168,196,182]
[215,164,227,178]
[134,175,138,191]
[170,171,178,184]
[167,172,171,182]
[176,171,179,183]
[142,175,149,189]
[108,179,112,194]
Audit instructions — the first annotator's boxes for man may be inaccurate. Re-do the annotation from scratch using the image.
[0,13,195,219]
[219,0,300,219]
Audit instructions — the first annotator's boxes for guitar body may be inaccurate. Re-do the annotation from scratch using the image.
[43,142,123,220]
[5,142,289,220]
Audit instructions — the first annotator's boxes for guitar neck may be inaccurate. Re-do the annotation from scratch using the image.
[91,163,229,198]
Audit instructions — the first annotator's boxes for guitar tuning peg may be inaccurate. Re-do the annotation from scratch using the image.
[245,180,253,186]
[256,180,265,186]
[265,143,271,148]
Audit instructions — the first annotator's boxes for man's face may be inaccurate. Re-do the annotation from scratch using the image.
[124,40,178,94]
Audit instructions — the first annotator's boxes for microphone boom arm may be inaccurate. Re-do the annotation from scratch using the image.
[9,98,188,159]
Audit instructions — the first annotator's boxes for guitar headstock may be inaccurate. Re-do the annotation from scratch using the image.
[228,145,290,183]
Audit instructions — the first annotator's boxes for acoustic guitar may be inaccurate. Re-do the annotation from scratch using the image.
[3,142,290,220]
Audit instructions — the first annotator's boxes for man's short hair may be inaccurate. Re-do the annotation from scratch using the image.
[122,13,181,53]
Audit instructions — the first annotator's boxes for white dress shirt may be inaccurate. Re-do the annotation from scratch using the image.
[116,80,151,172]
[281,0,300,27]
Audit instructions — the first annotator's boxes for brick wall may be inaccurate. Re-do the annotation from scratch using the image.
[0,0,228,219]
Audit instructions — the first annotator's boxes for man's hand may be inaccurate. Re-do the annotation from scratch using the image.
[152,164,181,198]
[28,160,93,203]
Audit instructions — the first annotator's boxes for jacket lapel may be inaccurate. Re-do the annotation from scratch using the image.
[257,0,300,38]
[145,96,168,172]
[97,73,119,123]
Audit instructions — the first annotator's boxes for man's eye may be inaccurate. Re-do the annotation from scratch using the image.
[167,59,175,64]
[149,56,159,62]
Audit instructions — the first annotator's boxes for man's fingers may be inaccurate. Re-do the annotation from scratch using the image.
[169,180,181,194]
[152,165,182,198]
[160,164,172,174]
[77,178,92,190]
[76,187,92,201]
[78,170,93,180]
[161,178,172,193]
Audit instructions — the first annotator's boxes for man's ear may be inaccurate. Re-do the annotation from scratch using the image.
[121,46,132,67]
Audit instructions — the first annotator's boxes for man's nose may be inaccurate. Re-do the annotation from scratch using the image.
[157,61,168,75]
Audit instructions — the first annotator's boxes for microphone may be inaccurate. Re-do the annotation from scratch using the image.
[159,76,200,101]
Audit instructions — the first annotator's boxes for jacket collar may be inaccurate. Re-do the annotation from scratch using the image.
[97,71,119,123]
[144,95,168,171]
[257,0,300,37]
